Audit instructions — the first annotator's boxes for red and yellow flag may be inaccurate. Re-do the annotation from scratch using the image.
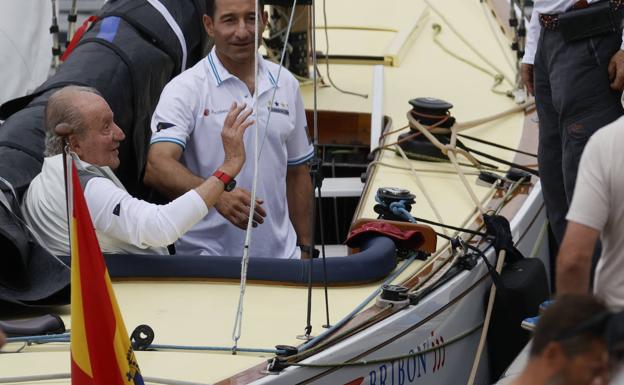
[68,160,144,385]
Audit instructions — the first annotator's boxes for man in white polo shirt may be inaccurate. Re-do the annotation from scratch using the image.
[556,115,624,311]
[144,0,314,259]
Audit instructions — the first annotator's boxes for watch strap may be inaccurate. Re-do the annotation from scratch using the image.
[213,170,234,185]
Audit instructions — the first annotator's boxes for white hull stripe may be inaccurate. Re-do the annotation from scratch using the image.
[146,0,188,72]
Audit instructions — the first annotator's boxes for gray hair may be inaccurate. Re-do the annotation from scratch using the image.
[44,85,102,156]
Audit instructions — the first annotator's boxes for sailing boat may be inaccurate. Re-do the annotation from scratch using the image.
[0,0,550,384]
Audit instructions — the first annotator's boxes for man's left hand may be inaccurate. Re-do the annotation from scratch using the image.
[608,50,624,91]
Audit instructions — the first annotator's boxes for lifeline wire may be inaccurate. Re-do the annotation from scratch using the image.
[298,253,419,352]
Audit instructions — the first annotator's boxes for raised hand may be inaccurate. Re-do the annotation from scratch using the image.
[220,102,254,177]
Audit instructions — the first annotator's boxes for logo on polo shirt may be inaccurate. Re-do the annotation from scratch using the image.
[267,100,289,116]
[113,202,121,216]
[207,108,230,115]
[156,122,175,132]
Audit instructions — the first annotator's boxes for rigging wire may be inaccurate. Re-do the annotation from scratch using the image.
[231,0,262,354]
[301,0,318,341]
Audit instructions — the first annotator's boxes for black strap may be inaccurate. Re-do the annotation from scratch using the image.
[482,214,525,264]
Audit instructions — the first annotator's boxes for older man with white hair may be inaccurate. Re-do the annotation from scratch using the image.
[23,85,252,255]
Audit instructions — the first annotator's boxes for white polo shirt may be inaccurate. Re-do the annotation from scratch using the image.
[150,48,313,259]
[567,116,624,310]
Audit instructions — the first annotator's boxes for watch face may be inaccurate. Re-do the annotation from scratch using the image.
[225,179,237,192]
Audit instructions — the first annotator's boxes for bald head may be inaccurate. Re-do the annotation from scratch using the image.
[44,86,102,156]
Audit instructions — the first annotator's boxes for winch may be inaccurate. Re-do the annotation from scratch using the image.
[373,187,416,222]
[397,97,463,161]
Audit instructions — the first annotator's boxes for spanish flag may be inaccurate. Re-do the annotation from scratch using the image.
[68,159,144,385]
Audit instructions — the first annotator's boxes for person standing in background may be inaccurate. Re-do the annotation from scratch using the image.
[521,0,624,247]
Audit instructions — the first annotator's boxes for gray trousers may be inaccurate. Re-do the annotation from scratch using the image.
[534,29,623,245]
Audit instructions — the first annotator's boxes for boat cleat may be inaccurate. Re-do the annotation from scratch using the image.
[263,357,288,374]
[376,284,410,310]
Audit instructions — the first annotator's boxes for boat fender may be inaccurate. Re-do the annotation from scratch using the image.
[0,314,65,337]
[130,324,155,351]
[488,257,549,380]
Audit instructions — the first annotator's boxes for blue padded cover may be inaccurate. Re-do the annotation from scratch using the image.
[59,236,397,285]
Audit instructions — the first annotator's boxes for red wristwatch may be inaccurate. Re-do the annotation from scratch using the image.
[212,170,237,192]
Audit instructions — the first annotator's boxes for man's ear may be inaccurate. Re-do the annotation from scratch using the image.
[67,134,81,155]
[203,14,214,37]
[543,341,566,368]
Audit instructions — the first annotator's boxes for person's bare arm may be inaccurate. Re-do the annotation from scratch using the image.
[556,221,600,295]
[144,104,265,229]
[286,164,313,258]
[521,63,534,96]
[608,49,624,91]
[144,142,204,199]
[194,103,253,207]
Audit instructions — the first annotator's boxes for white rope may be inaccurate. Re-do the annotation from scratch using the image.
[453,100,534,132]
[479,0,516,75]
[394,145,449,236]
[466,249,507,385]
[447,125,486,215]
[231,0,299,353]
[231,0,261,352]
[422,0,513,87]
